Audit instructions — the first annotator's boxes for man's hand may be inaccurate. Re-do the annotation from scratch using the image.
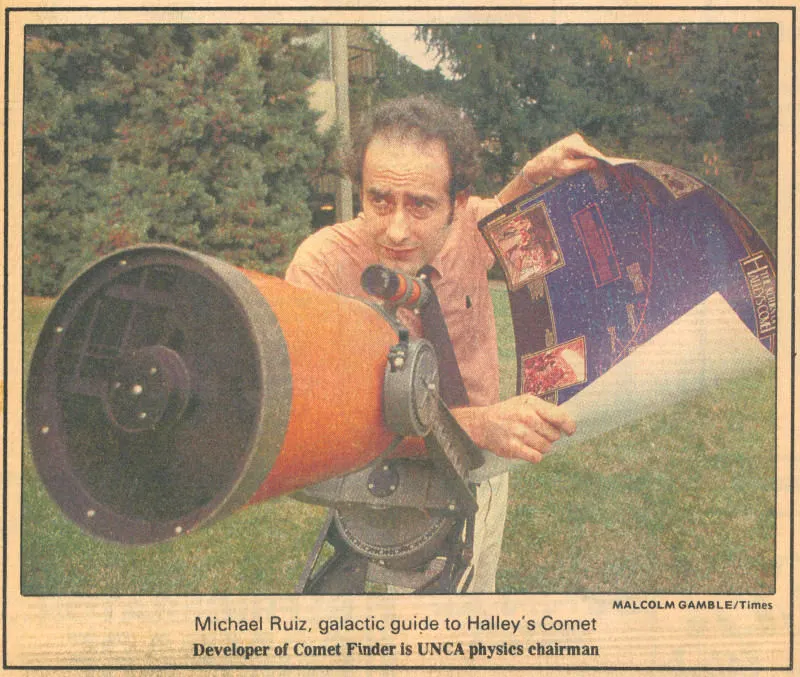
[452,395,576,464]
[523,133,606,185]
[495,133,606,204]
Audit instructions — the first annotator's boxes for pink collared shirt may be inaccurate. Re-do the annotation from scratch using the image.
[285,196,502,407]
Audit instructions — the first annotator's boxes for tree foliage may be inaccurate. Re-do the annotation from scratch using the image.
[23,23,779,296]
[368,28,448,105]
[24,27,130,295]
[420,24,778,249]
[24,25,328,295]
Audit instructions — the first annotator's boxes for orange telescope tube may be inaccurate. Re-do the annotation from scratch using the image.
[240,268,398,501]
[26,245,403,544]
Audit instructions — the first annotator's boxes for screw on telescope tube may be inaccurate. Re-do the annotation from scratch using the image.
[40,425,50,435]
[87,509,96,518]
[131,384,143,395]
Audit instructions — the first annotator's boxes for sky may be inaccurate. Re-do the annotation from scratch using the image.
[376,26,441,71]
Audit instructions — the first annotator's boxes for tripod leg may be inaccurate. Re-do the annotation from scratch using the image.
[296,509,369,594]
[416,514,475,593]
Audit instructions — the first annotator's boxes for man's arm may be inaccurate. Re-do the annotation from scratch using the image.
[496,133,606,205]
[284,261,338,294]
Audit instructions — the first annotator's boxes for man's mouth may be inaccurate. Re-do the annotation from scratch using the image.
[381,245,418,261]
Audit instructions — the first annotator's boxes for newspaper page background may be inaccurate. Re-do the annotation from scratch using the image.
[2,2,794,674]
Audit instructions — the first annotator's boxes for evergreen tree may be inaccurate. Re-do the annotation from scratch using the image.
[369,28,447,104]
[23,25,329,294]
[23,27,132,294]
[93,25,327,272]
[420,24,778,249]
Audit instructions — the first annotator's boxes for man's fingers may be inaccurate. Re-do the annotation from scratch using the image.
[473,394,576,461]
[510,421,554,451]
[528,397,577,436]
[564,157,600,175]
[509,439,545,464]
[564,132,606,160]
[518,412,561,443]
[524,430,553,455]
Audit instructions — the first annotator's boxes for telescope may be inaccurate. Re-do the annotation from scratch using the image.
[26,245,484,592]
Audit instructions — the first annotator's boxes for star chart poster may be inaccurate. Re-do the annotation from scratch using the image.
[1,2,795,673]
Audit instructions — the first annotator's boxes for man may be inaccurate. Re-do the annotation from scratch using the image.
[285,96,603,591]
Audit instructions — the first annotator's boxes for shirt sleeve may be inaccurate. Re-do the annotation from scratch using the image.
[284,259,338,293]
[283,229,342,293]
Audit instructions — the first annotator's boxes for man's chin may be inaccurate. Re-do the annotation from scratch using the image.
[379,256,422,276]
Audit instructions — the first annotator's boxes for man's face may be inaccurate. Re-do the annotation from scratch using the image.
[360,133,462,275]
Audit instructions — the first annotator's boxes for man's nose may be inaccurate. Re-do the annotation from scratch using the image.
[385,207,411,243]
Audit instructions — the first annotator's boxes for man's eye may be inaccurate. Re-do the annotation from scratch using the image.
[370,194,391,209]
[409,199,434,216]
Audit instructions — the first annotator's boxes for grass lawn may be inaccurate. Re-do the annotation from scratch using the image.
[20,289,775,595]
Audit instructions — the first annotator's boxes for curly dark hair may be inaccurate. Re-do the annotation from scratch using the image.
[343,96,482,200]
